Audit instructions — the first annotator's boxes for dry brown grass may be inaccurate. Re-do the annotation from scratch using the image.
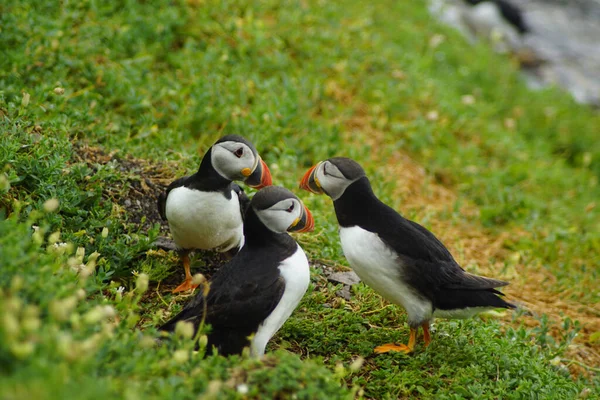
[340,111,600,375]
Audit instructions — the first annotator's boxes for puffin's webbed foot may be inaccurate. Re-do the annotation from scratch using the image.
[172,252,198,293]
[172,278,199,293]
[374,325,421,354]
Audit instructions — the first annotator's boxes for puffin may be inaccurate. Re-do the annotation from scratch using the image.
[160,186,314,357]
[158,135,272,293]
[299,157,515,354]
[463,0,529,34]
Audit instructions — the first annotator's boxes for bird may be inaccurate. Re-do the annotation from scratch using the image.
[157,134,273,293]
[299,157,515,354]
[159,186,314,357]
[463,0,529,34]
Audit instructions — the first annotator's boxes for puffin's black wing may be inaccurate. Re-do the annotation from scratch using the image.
[160,252,286,341]
[157,176,189,221]
[373,202,511,295]
[373,202,456,264]
[207,276,285,329]
[159,275,285,333]
[442,272,509,290]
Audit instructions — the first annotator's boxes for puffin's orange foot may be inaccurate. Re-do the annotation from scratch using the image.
[374,343,413,354]
[172,278,199,293]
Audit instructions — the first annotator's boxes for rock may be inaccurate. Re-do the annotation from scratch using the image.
[327,271,361,286]
[335,286,353,301]
[154,236,178,251]
[429,0,600,107]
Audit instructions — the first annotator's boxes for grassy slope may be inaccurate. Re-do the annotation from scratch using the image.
[1,0,599,398]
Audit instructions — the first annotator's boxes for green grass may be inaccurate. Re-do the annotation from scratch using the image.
[1,0,599,398]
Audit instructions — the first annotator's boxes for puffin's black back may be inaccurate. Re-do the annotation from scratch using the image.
[159,206,297,355]
[333,177,514,311]
[334,177,455,263]
[157,142,244,222]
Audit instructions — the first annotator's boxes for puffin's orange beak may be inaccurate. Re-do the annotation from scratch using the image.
[289,205,315,233]
[299,163,323,194]
[245,158,272,189]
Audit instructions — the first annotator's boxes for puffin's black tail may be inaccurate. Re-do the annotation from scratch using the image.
[436,287,516,311]
[437,273,516,310]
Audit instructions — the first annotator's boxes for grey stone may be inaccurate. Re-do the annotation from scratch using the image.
[335,286,353,301]
[154,236,178,251]
[327,271,361,286]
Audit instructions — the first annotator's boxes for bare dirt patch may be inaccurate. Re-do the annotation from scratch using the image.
[72,144,171,232]
[71,144,228,287]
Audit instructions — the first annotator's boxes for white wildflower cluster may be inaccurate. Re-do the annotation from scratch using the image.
[114,286,125,302]
[67,247,101,278]
[45,230,75,256]
[5,280,119,363]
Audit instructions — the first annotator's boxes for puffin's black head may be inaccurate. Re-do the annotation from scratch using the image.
[252,186,314,233]
[299,157,366,200]
[210,135,272,188]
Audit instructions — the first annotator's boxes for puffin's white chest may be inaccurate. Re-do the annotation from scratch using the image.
[339,226,432,323]
[251,245,310,357]
[165,187,243,252]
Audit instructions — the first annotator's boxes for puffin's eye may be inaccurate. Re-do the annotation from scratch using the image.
[234,148,244,158]
[286,203,295,213]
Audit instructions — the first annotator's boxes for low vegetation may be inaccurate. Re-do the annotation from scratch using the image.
[1,0,598,398]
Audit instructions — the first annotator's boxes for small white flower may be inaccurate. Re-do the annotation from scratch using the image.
[115,286,125,302]
[429,34,445,48]
[48,231,61,244]
[191,273,206,285]
[175,321,195,340]
[136,273,149,293]
[102,305,116,319]
[43,198,59,213]
[349,356,365,372]
[198,335,208,349]
[461,95,476,105]
[236,384,249,395]
[21,92,30,107]
[172,349,189,364]
[426,110,439,121]
[75,288,86,300]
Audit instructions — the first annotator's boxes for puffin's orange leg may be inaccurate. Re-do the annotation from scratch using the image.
[173,253,199,293]
[422,322,431,347]
[374,327,417,354]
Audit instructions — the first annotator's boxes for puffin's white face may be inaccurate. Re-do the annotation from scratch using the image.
[211,141,258,181]
[307,161,356,201]
[255,198,308,233]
